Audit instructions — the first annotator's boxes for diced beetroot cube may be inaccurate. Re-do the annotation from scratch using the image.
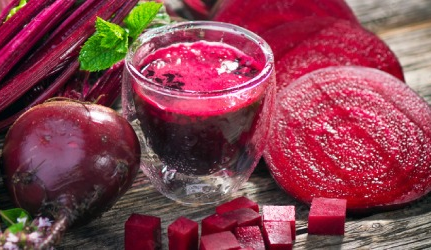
[199,231,241,250]
[234,226,265,250]
[308,197,347,235]
[222,208,262,227]
[124,213,161,250]
[262,205,296,240]
[201,213,238,235]
[262,221,293,250]
[167,216,199,250]
[216,196,259,214]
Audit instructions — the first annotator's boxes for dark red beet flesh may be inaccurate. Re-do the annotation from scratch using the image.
[308,197,347,235]
[167,216,199,250]
[273,19,404,92]
[211,0,359,34]
[1,100,141,227]
[264,66,431,212]
[125,214,162,250]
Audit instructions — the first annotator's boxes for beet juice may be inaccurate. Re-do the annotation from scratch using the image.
[123,21,275,205]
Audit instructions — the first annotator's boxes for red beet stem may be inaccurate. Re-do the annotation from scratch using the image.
[0,60,80,132]
[0,0,76,82]
[0,0,55,48]
[0,0,126,114]
[84,60,125,107]
[0,0,19,23]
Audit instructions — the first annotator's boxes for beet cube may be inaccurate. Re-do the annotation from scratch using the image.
[262,205,296,240]
[262,221,293,250]
[234,226,265,250]
[200,231,241,250]
[201,213,238,235]
[308,197,347,235]
[222,208,262,227]
[124,213,161,250]
[216,196,259,214]
[167,216,199,250]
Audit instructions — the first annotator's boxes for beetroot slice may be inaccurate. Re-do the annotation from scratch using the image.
[274,19,404,93]
[259,17,339,61]
[264,66,431,212]
[211,0,358,34]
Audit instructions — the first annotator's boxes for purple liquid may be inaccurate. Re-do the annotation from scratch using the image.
[132,41,270,176]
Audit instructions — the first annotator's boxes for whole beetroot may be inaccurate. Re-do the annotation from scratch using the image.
[1,100,141,247]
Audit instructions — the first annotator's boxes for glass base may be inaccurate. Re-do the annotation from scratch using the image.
[142,163,242,205]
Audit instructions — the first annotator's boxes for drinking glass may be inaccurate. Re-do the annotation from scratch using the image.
[122,21,275,205]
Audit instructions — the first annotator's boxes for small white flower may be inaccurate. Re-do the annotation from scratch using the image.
[3,241,19,250]
[17,216,28,225]
[37,217,52,228]
[6,233,19,243]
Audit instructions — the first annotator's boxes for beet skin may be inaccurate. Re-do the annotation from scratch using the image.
[1,100,141,226]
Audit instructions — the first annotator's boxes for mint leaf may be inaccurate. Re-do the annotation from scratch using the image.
[5,0,28,21]
[124,2,163,40]
[0,208,32,227]
[79,18,129,72]
[8,222,25,234]
[79,34,127,72]
[96,17,129,53]
[79,1,165,72]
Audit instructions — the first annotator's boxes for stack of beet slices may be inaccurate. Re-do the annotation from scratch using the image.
[264,66,431,211]
[209,0,431,212]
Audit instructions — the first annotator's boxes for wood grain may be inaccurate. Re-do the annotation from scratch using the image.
[1,0,431,249]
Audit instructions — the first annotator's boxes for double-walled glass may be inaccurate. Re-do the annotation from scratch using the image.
[122,21,275,205]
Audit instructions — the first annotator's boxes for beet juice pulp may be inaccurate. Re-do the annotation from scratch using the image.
[123,21,275,205]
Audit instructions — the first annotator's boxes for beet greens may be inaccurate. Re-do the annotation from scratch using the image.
[0,0,166,132]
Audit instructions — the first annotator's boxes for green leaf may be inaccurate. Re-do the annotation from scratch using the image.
[124,2,163,40]
[78,1,164,72]
[79,17,129,72]
[79,33,128,72]
[5,0,28,21]
[0,208,32,227]
[8,222,25,234]
[95,17,129,53]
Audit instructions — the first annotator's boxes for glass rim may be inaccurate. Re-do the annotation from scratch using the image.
[125,20,274,97]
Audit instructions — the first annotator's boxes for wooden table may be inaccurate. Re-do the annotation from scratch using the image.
[2,0,431,249]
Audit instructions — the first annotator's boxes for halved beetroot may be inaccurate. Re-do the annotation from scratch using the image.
[264,66,431,212]
[211,0,358,34]
[274,19,404,92]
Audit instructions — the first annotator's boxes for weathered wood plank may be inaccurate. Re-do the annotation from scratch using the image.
[346,0,431,32]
